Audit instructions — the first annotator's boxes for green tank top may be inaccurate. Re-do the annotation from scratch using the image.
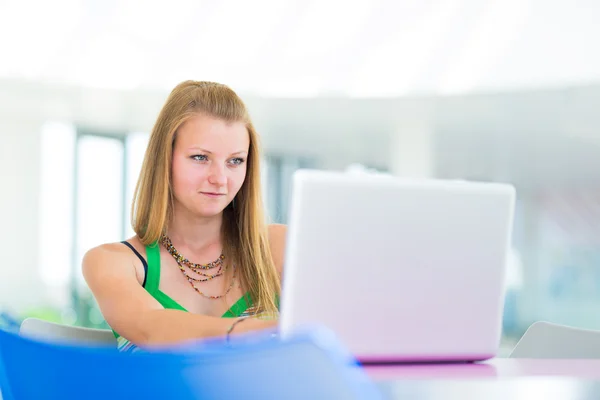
[115,242,256,352]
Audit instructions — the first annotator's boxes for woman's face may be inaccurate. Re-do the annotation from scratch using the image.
[171,113,249,218]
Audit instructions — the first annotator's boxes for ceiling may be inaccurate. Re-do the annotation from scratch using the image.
[1,0,599,97]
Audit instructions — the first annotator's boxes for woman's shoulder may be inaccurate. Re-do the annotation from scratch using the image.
[267,224,287,274]
[85,236,144,260]
[267,223,286,237]
[82,237,146,284]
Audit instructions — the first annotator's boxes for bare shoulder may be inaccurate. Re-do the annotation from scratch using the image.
[82,238,144,284]
[267,224,287,274]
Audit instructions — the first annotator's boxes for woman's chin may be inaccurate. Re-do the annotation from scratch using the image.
[194,206,225,218]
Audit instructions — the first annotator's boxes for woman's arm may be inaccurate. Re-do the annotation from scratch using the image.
[82,244,275,347]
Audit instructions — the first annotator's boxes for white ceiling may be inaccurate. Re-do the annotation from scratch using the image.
[1,0,599,97]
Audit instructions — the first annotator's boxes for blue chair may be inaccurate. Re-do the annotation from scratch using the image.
[0,326,382,400]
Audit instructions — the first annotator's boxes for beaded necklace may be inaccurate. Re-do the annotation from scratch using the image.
[160,234,235,300]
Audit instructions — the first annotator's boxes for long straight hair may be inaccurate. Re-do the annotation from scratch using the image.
[131,81,280,315]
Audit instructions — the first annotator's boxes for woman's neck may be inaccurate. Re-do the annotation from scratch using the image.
[167,205,223,255]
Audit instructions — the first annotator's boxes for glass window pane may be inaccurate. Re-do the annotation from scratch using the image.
[75,136,123,287]
[38,122,76,287]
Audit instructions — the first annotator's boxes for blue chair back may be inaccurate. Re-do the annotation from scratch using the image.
[0,327,382,400]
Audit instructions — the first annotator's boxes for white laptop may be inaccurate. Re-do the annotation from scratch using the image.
[279,169,516,363]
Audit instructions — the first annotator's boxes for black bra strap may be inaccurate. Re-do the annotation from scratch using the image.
[121,241,148,287]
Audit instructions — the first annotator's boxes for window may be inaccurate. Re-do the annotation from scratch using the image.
[39,127,149,326]
[74,134,125,288]
[263,155,316,223]
[38,122,76,288]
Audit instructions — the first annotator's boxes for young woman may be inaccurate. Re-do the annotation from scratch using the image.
[83,81,286,352]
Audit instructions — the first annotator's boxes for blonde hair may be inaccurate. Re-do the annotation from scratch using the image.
[132,80,280,315]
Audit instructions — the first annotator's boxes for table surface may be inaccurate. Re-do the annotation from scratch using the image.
[369,359,600,399]
[376,377,600,400]
[366,358,600,380]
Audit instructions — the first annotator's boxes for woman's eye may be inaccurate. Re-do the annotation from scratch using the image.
[191,154,208,162]
[229,157,245,166]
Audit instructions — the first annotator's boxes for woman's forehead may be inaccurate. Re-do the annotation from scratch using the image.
[176,114,249,152]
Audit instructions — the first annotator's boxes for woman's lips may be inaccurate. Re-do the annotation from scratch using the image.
[201,192,226,198]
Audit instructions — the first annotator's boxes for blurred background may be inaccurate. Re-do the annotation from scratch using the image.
[1,0,600,355]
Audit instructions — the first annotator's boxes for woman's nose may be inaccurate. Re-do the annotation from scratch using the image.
[208,164,227,186]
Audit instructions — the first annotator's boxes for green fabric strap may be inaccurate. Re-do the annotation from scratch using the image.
[222,294,252,318]
[145,242,161,293]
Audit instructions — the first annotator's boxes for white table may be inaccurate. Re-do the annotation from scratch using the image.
[366,358,600,380]
[368,358,600,399]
